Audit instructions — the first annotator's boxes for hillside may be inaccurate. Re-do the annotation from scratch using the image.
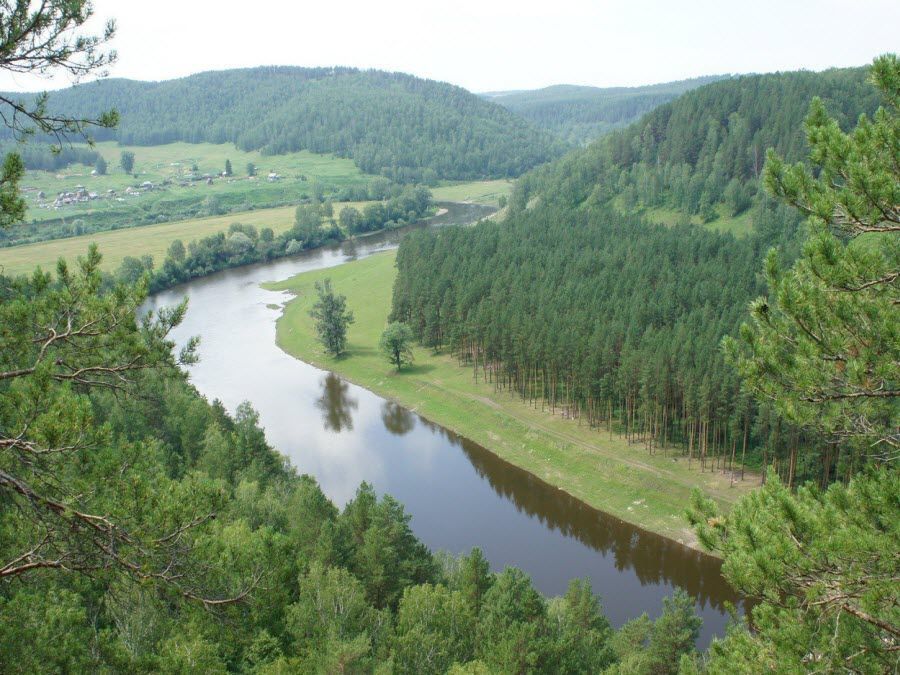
[512,66,880,234]
[389,62,890,501]
[485,76,727,144]
[6,67,565,182]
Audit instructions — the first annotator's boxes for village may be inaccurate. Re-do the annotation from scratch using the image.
[30,167,286,211]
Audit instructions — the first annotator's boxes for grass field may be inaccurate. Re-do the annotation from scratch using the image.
[430,180,514,206]
[19,141,369,223]
[266,250,757,549]
[0,200,372,275]
[640,204,754,236]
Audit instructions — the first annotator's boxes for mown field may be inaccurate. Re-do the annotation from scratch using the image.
[430,180,514,205]
[638,204,754,237]
[0,200,372,275]
[266,249,756,548]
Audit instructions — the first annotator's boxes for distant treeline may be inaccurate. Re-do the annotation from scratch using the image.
[488,75,727,145]
[0,142,99,172]
[3,68,566,182]
[0,175,407,249]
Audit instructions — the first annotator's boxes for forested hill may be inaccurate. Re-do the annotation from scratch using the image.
[5,67,565,181]
[484,76,727,145]
[512,65,881,231]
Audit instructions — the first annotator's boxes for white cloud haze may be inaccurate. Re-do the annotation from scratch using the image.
[0,0,896,92]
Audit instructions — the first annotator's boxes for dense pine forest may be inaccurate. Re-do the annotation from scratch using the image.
[392,66,888,488]
[3,68,565,182]
[486,76,726,145]
[390,54,899,670]
[512,66,882,229]
[392,206,780,479]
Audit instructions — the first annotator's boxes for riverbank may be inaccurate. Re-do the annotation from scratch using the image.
[266,249,757,549]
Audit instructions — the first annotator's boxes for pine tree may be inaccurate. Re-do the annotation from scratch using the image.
[724,53,899,460]
[691,55,900,672]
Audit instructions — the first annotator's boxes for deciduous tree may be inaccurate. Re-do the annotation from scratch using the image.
[309,278,354,357]
[380,322,415,371]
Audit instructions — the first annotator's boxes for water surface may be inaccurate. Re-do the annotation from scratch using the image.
[146,203,742,646]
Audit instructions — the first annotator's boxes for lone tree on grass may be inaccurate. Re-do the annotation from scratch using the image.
[224,158,233,176]
[309,279,354,357]
[380,322,415,371]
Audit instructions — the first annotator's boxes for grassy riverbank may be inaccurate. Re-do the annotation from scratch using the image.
[266,250,757,549]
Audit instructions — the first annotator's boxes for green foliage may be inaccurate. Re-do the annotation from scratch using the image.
[30,68,564,180]
[691,56,900,672]
[490,75,727,145]
[726,54,899,456]
[119,149,135,173]
[379,321,415,371]
[393,584,476,673]
[689,471,899,671]
[390,207,768,473]
[309,278,355,357]
[513,65,880,234]
[476,568,553,673]
[548,579,615,673]
[224,158,233,176]
[94,153,107,175]
[0,151,25,229]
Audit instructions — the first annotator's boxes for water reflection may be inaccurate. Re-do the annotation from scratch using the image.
[411,416,742,614]
[381,400,415,436]
[341,237,359,260]
[316,373,358,432]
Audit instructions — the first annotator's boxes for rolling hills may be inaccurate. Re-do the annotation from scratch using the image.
[6,67,565,182]
[484,76,727,144]
[512,65,881,234]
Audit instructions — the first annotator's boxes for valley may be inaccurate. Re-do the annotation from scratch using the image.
[0,5,895,668]
[266,249,755,546]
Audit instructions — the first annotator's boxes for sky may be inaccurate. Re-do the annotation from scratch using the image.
[0,0,897,93]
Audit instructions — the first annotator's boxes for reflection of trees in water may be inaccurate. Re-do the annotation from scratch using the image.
[316,373,358,432]
[381,401,415,436]
[340,238,359,260]
[415,416,743,613]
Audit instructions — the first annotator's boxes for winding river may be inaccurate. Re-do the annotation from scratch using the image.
[146,203,743,647]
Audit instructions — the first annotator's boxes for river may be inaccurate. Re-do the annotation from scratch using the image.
[145,202,742,647]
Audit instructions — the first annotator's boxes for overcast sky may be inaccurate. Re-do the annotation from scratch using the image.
[0,0,897,93]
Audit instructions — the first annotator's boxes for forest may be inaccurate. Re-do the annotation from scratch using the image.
[0,3,896,672]
[139,186,434,292]
[388,54,899,670]
[2,68,565,182]
[0,247,711,673]
[512,66,882,228]
[391,65,891,489]
[486,76,726,145]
